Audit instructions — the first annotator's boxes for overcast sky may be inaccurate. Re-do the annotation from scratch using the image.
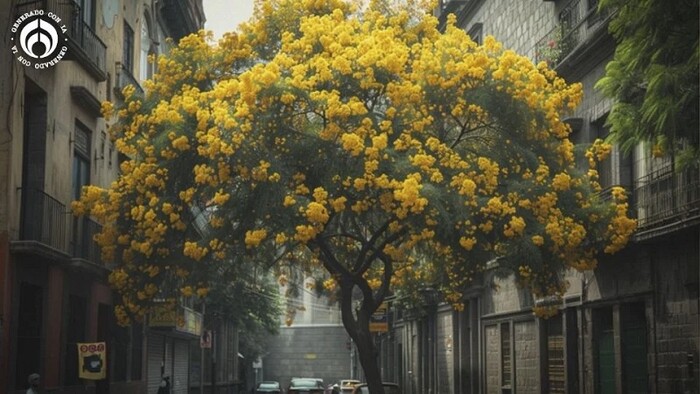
[203,0,255,39]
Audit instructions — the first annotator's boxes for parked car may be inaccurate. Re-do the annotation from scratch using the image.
[256,381,281,394]
[328,379,361,393]
[288,377,326,394]
[350,383,400,394]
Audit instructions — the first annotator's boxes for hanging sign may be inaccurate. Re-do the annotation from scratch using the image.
[77,342,107,380]
[369,302,389,333]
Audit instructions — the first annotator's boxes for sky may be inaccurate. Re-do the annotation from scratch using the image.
[203,0,255,39]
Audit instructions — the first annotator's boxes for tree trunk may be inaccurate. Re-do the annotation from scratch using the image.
[354,324,384,394]
[339,295,385,393]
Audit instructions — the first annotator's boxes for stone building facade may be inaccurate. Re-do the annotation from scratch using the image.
[381,1,700,393]
[0,0,203,392]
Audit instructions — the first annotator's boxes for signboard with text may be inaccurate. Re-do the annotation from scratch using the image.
[369,302,388,333]
[77,342,106,380]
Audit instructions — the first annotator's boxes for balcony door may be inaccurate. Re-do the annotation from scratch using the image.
[20,81,48,241]
[72,122,91,257]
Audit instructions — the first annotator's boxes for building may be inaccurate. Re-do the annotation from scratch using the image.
[381,1,700,393]
[263,271,353,390]
[0,0,204,392]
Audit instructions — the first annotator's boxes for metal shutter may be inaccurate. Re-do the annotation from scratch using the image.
[147,333,165,393]
[172,340,190,394]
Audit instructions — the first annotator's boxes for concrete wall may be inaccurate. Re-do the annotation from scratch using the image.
[263,325,352,389]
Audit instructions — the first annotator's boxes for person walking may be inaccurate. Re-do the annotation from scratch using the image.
[26,373,40,394]
[156,374,171,394]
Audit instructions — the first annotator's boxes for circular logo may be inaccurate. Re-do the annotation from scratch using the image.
[10,9,68,69]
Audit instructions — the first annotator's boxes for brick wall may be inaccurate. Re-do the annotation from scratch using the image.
[461,0,556,58]
[652,231,699,394]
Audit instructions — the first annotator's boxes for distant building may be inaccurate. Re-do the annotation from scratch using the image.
[262,269,352,390]
[0,0,203,392]
[381,1,700,393]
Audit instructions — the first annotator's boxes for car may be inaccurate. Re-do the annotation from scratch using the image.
[329,379,361,393]
[288,377,326,394]
[350,382,401,394]
[255,381,281,394]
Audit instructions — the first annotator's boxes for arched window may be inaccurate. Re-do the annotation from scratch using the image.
[140,12,154,82]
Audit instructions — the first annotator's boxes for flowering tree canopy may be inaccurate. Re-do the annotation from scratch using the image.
[75,0,635,390]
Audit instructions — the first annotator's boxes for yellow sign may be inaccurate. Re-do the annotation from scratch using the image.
[149,304,178,327]
[149,304,203,336]
[77,342,107,380]
[369,302,388,333]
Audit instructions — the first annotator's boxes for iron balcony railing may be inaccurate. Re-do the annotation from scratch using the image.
[534,0,611,67]
[634,165,700,229]
[17,0,107,80]
[114,61,144,98]
[19,188,68,253]
[72,216,102,264]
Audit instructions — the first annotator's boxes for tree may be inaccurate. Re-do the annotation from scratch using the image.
[74,1,635,392]
[596,0,699,167]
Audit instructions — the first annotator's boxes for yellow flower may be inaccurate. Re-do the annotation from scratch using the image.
[459,236,476,250]
[305,202,329,224]
[331,196,347,212]
[245,229,268,248]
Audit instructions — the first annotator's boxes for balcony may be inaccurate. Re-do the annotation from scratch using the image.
[71,216,102,260]
[17,0,107,81]
[114,62,144,98]
[161,0,205,41]
[634,165,700,240]
[534,0,612,69]
[12,188,70,260]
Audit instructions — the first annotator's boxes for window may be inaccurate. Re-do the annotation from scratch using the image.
[77,0,96,28]
[140,14,154,82]
[591,117,633,193]
[72,122,91,256]
[73,123,91,199]
[108,142,114,168]
[123,21,135,73]
[14,282,43,390]
[500,322,512,392]
[64,295,87,385]
[587,0,607,26]
[468,23,483,45]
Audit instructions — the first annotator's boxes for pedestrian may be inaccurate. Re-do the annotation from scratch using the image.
[26,373,40,394]
[156,374,170,394]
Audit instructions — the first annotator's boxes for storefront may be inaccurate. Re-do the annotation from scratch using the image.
[147,303,203,394]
